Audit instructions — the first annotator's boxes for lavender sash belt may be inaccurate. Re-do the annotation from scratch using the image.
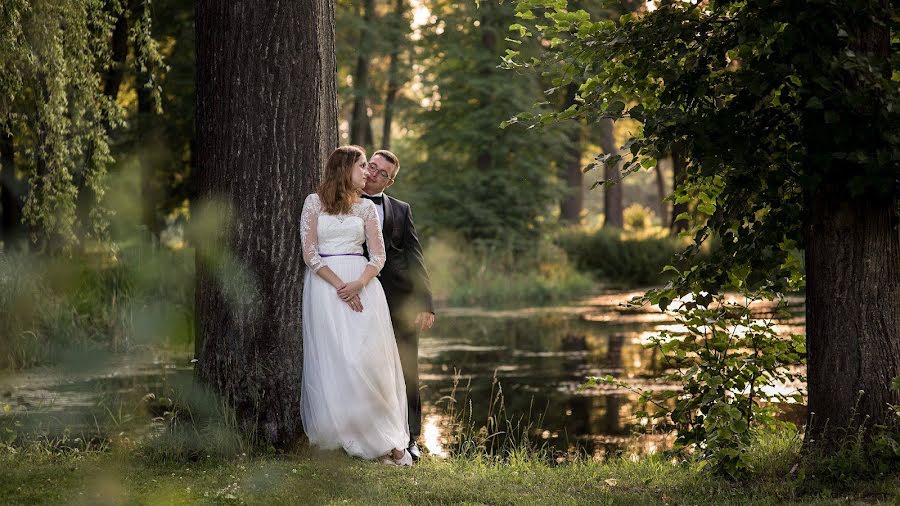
[319,253,364,257]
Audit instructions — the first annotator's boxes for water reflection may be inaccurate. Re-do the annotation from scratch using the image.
[417,306,679,458]
[1,292,805,458]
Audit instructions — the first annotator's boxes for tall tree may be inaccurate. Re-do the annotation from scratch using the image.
[0,127,25,246]
[415,0,565,242]
[654,160,667,226]
[802,0,898,445]
[509,0,900,449]
[558,84,584,224]
[349,0,375,147]
[597,118,623,229]
[131,0,164,238]
[381,0,407,150]
[553,1,643,226]
[194,0,338,447]
[669,149,688,233]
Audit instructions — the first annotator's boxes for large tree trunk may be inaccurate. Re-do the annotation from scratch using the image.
[804,190,900,444]
[804,0,899,447]
[349,0,374,147]
[597,118,623,229]
[669,149,689,233]
[381,0,405,150]
[559,83,583,225]
[194,0,338,448]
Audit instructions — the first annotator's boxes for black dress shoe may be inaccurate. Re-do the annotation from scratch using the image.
[407,441,421,462]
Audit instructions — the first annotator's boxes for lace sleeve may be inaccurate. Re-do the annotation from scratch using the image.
[362,199,386,272]
[300,193,324,272]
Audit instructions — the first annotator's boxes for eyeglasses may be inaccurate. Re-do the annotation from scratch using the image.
[368,162,395,182]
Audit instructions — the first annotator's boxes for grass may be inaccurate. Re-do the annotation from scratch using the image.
[2,373,897,505]
[0,242,194,371]
[425,236,595,307]
[1,433,898,505]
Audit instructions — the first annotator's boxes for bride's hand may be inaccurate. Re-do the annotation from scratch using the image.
[346,295,363,312]
[337,280,363,301]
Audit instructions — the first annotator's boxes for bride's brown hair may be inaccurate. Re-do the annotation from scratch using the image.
[318,145,365,215]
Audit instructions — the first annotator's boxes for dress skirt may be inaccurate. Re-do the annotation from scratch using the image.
[300,255,410,459]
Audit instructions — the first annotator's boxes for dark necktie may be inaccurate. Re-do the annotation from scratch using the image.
[361,194,384,205]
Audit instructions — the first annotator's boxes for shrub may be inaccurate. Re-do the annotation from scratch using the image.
[425,234,594,307]
[555,226,688,286]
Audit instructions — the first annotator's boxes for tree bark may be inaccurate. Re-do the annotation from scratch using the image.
[804,189,900,444]
[194,0,339,448]
[103,0,129,100]
[381,0,405,151]
[597,118,623,229]
[804,0,899,447]
[559,83,583,225]
[654,159,668,225]
[349,0,374,147]
[131,0,163,238]
[0,127,25,247]
[669,149,689,233]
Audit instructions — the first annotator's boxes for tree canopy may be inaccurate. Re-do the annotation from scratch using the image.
[506,0,898,298]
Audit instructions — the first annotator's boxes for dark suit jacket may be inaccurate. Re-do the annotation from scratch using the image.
[373,194,434,329]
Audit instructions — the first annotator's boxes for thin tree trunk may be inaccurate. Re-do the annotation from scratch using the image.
[597,118,623,229]
[804,189,900,444]
[131,0,162,238]
[381,0,405,150]
[135,73,161,238]
[559,83,583,225]
[670,149,689,233]
[103,0,129,100]
[349,0,374,147]
[654,159,668,225]
[0,127,25,247]
[194,0,339,448]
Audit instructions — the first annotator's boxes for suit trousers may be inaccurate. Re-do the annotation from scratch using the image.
[390,309,421,443]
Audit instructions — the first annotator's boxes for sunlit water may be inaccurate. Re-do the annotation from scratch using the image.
[0,290,805,459]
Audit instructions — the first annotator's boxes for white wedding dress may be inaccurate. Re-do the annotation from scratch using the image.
[299,193,410,459]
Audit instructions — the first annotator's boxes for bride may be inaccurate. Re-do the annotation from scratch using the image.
[299,145,412,466]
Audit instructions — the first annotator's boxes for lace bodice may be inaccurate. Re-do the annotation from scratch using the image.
[300,193,386,273]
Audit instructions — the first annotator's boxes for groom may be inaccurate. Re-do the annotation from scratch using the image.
[361,149,435,462]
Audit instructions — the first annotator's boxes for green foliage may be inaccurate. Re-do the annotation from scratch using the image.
[622,202,655,232]
[425,234,594,306]
[411,0,569,242]
[0,243,194,370]
[555,226,688,286]
[798,412,900,490]
[585,291,805,477]
[505,0,898,298]
[0,0,164,251]
[506,0,899,474]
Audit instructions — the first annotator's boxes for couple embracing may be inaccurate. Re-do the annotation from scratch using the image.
[299,146,434,466]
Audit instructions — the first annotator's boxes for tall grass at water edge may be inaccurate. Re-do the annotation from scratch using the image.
[425,236,595,307]
[0,242,194,370]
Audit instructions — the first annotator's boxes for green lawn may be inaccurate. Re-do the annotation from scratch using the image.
[2,449,897,505]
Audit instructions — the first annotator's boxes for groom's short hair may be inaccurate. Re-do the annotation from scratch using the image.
[372,149,400,176]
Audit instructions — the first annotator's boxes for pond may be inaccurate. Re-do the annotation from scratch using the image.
[0,290,806,460]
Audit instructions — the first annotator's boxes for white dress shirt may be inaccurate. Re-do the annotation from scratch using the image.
[364,192,385,227]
